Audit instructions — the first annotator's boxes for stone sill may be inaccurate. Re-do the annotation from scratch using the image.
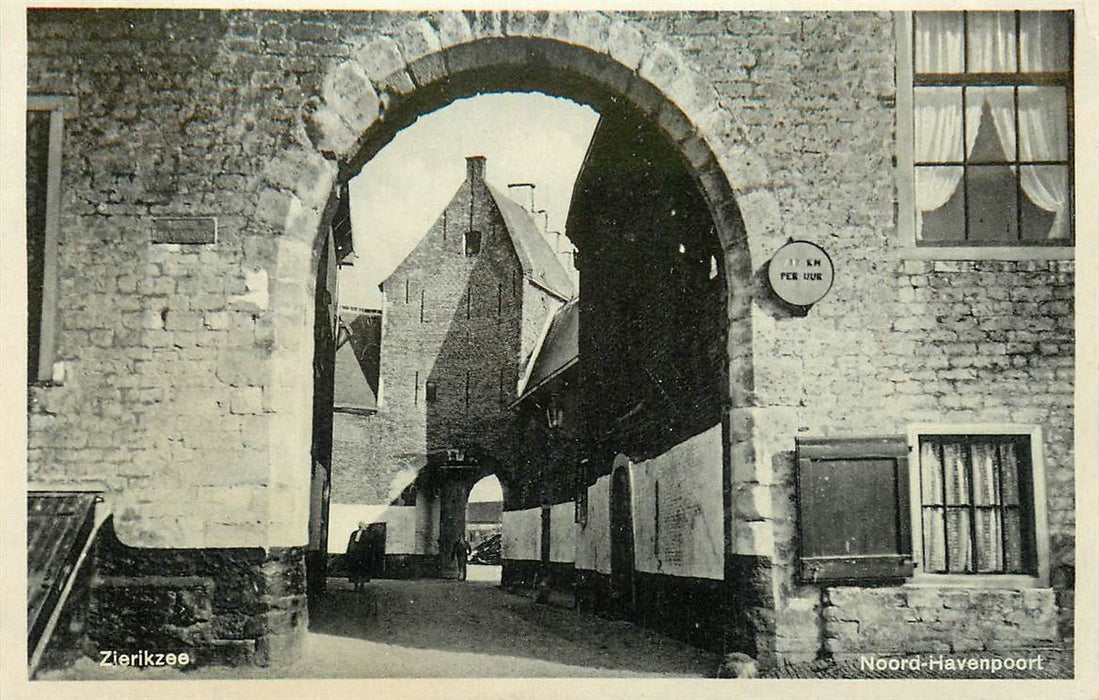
[904,574,1047,590]
[897,246,1075,261]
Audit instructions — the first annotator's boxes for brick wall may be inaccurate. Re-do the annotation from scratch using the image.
[25,9,359,549]
[24,9,1075,667]
[330,158,563,511]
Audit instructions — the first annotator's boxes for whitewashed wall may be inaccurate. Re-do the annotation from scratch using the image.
[631,425,724,580]
[501,507,541,561]
[549,502,577,563]
[327,503,418,554]
[575,475,611,574]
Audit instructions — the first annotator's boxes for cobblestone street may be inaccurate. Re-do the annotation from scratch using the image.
[43,567,1074,682]
[42,567,719,680]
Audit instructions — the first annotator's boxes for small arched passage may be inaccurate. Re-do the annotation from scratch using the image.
[609,454,635,618]
[466,474,504,582]
[264,13,780,656]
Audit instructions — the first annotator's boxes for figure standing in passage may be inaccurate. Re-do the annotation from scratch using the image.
[346,521,371,592]
[452,535,471,581]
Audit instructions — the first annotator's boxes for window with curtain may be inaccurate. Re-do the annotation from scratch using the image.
[917,434,1037,575]
[912,11,1073,246]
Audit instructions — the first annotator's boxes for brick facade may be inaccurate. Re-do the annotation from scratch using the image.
[23,9,1076,671]
[330,155,569,575]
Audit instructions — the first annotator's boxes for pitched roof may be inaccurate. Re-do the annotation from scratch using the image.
[517,297,579,402]
[487,184,575,301]
[333,311,380,413]
[466,500,503,524]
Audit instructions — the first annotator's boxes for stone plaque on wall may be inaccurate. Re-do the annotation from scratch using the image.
[151,217,217,245]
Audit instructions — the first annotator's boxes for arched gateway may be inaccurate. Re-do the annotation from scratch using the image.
[262,14,779,662]
[24,8,1078,677]
[28,10,786,669]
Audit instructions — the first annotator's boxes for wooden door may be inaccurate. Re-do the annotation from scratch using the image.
[609,456,635,617]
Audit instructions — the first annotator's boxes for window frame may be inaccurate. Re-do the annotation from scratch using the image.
[464,230,482,256]
[895,11,1075,260]
[906,424,1050,588]
[26,95,76,384]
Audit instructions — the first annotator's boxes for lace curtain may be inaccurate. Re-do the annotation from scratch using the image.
[919,440,1024,573]
[914,12,1069,241]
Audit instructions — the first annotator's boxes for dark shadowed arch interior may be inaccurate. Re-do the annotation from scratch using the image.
[311,36,748,643]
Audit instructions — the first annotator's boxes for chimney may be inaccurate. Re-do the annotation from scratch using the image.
[507,183,536,213]
[466,155,486,183]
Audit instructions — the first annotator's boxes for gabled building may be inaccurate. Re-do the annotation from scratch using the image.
[329,155,575,578]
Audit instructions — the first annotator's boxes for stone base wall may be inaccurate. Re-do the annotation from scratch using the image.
[327,552,439,580]
[500,559,542,589]
[633,572,729,652]
[726,554,779,663]
[574,567,737,654]
[88,519,307,668]
[775,586,1061,664]
[501,559,576,592]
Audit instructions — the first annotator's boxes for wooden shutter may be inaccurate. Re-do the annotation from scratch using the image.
[796,437,915,583]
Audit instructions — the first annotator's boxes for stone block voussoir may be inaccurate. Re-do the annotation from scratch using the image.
[464,10,505,40]
[637,41,686,102]
[262,149,338,213]
[254,187,301,231]
[551,12,612,54]
[655,99,695,144]
[503,10,551,38]
[393,18,443,66]
[431,11,475,48]
[353,35,406,85]
[301,100,359,159]
[322,61,382,136]
[605,19,648,71]
[407,53,448,89]
[718,144,773,194]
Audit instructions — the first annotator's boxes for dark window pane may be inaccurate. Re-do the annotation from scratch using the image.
[916,166,965,243]
[1020,11,1072,72]
[967,88,1015,163]
[968,11,1018,73]
[915,12,964,74]
[1003,509,1025,572]
[966,164,1018,242]
[1021,165,1069,242]
[465,230,482,255]
[26,111,51,379]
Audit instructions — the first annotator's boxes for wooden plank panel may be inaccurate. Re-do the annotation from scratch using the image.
[796,437,913,583]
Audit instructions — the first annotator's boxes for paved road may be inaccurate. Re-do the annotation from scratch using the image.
[44,570,719,680]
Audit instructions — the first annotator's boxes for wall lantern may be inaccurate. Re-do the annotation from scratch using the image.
[545,394,564,429]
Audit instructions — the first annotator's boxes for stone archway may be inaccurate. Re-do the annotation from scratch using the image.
[261,11,783,659]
